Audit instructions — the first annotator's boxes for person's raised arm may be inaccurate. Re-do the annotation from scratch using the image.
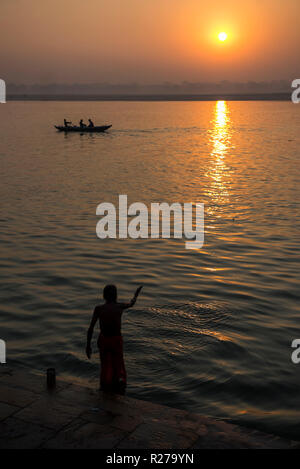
[121,286,143,310]
[86,307,99,359]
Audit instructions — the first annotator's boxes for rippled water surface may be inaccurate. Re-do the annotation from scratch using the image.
[0,100,299,439]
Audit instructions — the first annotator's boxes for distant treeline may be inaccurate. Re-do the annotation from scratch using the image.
[7,80,291,97]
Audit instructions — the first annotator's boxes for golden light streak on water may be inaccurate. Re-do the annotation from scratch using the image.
[206,100,233,208]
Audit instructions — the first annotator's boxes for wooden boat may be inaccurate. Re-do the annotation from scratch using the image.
[55,125,112,133]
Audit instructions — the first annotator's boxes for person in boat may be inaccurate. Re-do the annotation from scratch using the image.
[79,119,86,128]
[88,119,94,128]
[86,284,143,393]
[64,119,72,128]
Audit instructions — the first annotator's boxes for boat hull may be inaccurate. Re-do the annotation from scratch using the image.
[55,125,112,132]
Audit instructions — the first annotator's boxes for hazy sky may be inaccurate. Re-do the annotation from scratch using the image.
[1,0,299,84]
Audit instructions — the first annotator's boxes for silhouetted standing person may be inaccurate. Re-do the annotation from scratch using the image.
[64,119,71,128]
[86,285,143,393]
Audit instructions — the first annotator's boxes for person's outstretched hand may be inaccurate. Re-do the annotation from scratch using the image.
[86,345,92,359]
[134,285,143,298]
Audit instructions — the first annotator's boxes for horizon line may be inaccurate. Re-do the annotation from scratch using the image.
[6,92,291,102]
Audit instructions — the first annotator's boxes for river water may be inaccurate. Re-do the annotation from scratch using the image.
[0,100,299,439]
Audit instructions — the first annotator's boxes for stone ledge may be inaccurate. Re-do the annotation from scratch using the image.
[0,367,297,449]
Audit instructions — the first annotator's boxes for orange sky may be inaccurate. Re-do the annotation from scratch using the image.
[1,0,299,84]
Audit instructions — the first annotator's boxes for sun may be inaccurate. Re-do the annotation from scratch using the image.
[218,32,227,42]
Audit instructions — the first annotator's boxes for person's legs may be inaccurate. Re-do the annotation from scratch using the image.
[99,338,113,391]
[111,337,126,394]
[98,335,126,393]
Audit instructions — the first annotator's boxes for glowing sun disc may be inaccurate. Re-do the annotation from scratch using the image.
[218,32,227,41]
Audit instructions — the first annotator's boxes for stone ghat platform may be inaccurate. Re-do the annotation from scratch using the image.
[0,368,297,449]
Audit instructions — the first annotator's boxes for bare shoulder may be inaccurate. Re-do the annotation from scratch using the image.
[94,304,104,315]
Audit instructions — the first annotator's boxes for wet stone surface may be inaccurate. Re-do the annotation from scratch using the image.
[0,367,297,449]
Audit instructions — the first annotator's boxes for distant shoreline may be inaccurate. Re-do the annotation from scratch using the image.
[7,93,291,102]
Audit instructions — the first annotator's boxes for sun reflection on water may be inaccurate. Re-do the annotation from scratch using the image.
[205,100,234,213]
